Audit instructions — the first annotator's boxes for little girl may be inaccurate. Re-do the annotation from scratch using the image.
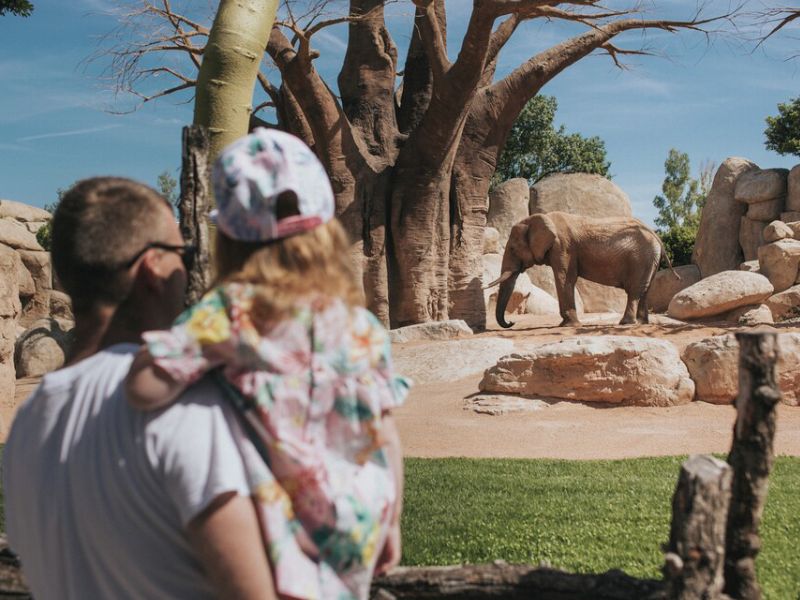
[126,128,410,600]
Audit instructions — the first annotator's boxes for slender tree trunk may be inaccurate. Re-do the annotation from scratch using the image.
[194,0,279,163]
[723,331,781,600]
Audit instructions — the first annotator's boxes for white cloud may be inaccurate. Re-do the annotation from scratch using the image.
[17,124,123,142]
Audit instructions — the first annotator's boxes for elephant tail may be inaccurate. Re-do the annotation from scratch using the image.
[656,235,681,281]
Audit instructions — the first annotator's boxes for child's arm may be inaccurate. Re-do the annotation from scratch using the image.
[375,413,403,575]
[125,347,188,411]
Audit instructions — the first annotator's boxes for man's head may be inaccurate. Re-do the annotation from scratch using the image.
[51,177,188,324]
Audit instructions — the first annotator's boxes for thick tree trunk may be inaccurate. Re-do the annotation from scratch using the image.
[723,331,781,600]
[663,455,732,600]
[178,125,212,306]
[193,0,279,163]
[370,564,664,600]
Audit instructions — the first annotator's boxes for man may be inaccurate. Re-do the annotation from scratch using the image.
[2,177,276,599]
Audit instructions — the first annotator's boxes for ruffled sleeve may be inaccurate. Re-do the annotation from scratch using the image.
[352,308,412,414]
[142,287,236,385]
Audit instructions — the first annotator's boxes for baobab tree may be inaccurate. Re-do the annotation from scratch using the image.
[100,0,732,329]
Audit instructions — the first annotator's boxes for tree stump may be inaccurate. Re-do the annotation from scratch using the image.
[178,125,212,306]
[663,454,732,600]
[723,331,781,600]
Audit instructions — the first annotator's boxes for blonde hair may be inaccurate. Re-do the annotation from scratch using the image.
[215,218,364,325]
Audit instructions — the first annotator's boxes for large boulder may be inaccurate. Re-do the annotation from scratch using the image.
[763,220,794,243]
[50,290,74,322]
[693,158,759,277]
[0,199,51,222]
[734,167,788,204]
[487,179,529,242]
[682,333,800,405]
[483,226,501,254]
[394,338,515,385]
[524,285,561,316]
[765,285,800,321]
[757,239,800,293]
[17,249,52,326]
[647,265,702,313]
[479,336,694,407]
[739,216,768,261]
[667,271,773,320]
[787,164,800,212]
[575,278,627,313]
[723,304,774,326]
[0,244,20,437]
[529,173,631,218]
[0,218,43,251]
[14,318,73,378]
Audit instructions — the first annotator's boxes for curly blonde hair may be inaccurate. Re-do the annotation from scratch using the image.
[215,218,363,325]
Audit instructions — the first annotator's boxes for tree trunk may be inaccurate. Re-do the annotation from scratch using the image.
[723,331,781,600]
[370,564,664,600]
[663,455,732,600]
[193,0,279,163]
[177,125,212,306]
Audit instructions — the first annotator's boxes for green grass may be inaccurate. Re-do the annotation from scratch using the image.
[402,456,800,600]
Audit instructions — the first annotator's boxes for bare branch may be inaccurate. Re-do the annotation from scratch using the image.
[413,1,450,82]
[755,7,800,48]
[599,42,651,69]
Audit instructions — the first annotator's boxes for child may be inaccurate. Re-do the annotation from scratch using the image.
[125,128,410,600]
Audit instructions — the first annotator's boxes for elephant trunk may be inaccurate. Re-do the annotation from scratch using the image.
[495,272,520,329]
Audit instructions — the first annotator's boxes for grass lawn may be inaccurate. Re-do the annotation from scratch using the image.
[402,456,800,600]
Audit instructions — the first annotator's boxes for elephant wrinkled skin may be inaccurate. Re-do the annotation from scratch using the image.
[487,212,673,327]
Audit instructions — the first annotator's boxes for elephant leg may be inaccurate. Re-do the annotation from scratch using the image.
[619,294,638,325]
[637,290,650,324]
[553,267,580,326]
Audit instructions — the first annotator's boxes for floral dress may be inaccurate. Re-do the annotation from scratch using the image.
[143,283,411,600]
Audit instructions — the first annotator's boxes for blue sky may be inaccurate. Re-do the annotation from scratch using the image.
[1,1,799,226]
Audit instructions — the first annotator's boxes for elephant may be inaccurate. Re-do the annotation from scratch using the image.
[485,211,676,328]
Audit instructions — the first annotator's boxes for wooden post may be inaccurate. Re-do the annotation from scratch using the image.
[178,125,212,305]
[663,454,732,600]
[723,331,781,600]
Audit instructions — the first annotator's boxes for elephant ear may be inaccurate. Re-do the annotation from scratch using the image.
[529,214,557,263]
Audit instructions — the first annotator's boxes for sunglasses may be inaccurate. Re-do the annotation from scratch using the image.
[121,242,196,272]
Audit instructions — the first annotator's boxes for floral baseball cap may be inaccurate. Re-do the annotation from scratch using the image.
[211,128,335,242]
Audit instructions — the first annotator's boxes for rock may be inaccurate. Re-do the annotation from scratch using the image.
[524,284,561,316]
[0,199,51,222]
[739,260,760,273]
[746,197,784,222]
[765,285,800,321]
[14,318,73,378]
[487,179,530,242]
[787,165,800,211]
[394,338,515,385]
[479,336,694,407]
[0,318,16,438]
[763,220,794,242]
[467,394,550,415]
[575,278,627,313]
[0,245,21,320]
[781,211,800,222]
[783,220,800,238]
[723,304,774,326]
[483,226,501,254]
[17,250,52,326]
[525,265,585,313]
[529,173,631,218]
[648,264,702,313]
[667,271,773,320]
[389,320,473,343]
[734,167,788,204]
[739,216,767,261]
[16,258,35,299]
[683,333,800,406]
[25,221,47,234]
[693,158,758,277]
[50,290,73,322]
[757,239,800,293]
[0,218,43,251]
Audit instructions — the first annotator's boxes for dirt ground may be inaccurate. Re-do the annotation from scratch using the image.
[393,313,800,460]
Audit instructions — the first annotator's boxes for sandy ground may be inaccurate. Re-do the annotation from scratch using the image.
[393,313,800,460]
[11,314,800,459]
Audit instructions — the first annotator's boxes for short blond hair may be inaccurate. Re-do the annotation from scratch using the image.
[215,218,363,325]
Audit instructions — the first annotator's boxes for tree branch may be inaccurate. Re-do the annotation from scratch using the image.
[413,0,450,83]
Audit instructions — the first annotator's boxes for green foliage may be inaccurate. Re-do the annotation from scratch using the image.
[493,95,611,187]
[157,170,179,206]
[765,96,800,158]
[402,456,800,599]
[652,149,713,266]
[0,0,33,16]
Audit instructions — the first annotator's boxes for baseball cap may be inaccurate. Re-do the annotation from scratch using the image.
[210,128,335,242]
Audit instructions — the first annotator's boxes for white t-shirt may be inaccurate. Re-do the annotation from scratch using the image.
[2,343,252,600]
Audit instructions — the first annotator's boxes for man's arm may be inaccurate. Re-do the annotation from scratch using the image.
[186,492,277,600]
